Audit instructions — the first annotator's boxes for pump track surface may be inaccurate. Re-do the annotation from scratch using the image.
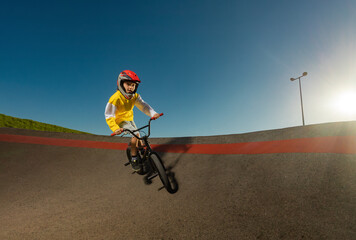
[1,121,356,240]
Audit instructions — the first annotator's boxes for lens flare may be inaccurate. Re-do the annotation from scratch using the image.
[333,91,356,116]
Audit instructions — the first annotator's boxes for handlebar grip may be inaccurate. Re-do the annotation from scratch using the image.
[110,128,125,136]
[151,113,164,120]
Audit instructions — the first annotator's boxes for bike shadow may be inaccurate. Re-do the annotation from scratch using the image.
[152,137,193,194]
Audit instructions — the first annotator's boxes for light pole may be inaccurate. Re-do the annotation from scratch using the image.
[290,72,308,126]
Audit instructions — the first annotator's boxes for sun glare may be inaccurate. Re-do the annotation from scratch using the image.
[333,91,356,116]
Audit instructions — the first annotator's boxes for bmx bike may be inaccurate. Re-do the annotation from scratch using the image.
[111,113,175,194]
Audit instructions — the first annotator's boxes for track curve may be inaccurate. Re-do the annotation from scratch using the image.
[1,121,356,239]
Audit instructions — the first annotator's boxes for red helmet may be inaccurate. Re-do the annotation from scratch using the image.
[117,70,141,99]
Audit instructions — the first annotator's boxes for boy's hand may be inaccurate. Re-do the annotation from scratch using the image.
[152,113,161,120]
[114,128,124,135]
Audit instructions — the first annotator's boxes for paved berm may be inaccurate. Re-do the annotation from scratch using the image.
[1,121,356,239]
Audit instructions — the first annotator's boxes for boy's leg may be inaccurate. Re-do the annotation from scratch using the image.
[130,136,138,156]
[119,121,140,171]
[130,136,141,171]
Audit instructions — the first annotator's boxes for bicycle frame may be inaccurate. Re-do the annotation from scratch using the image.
[110,113,176,193]
[111,113,163,155]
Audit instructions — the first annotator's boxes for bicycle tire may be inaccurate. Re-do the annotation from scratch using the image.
[149,152,173,193]
[126,146,131,161]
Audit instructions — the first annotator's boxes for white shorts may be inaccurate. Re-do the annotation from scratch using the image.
[118,121,138,136]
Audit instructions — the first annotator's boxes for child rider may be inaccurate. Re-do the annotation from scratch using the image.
[105,70,161,171]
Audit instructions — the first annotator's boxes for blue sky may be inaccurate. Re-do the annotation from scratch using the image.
[1,0,356,137]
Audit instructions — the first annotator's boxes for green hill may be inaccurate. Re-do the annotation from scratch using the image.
[0,113,90,134]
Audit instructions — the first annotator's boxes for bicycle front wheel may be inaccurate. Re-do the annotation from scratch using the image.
[149,152,173,193]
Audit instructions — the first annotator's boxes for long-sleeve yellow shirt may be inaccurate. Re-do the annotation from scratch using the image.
[104,91,157,132]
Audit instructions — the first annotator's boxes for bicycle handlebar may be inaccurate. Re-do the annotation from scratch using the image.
[151,113,164,120]
[110,113,163,138]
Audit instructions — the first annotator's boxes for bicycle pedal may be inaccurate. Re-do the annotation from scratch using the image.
[124,162,130,166]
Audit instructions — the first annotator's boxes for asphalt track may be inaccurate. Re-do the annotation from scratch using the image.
[0,121,355,239]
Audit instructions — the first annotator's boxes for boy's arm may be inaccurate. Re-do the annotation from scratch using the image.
[104,102,120,132]
[135,95,158,118]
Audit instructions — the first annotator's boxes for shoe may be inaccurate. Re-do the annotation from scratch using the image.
[131,156,141,171]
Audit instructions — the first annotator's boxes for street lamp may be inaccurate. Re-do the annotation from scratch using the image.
[290,72,308,126]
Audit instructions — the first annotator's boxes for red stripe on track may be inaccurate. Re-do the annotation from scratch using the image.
[0,134,127,150]
[0,134,355,154]
[151,135,356,154]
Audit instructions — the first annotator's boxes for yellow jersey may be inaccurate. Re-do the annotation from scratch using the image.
[105,91,157,132]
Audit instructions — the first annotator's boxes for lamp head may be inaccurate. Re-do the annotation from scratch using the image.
[302,72,308,76]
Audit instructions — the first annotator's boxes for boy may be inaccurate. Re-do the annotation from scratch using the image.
[105,70,160,171]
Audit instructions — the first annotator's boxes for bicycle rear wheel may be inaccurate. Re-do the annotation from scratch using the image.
[126,146,131,161]
[149,152,173,193]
